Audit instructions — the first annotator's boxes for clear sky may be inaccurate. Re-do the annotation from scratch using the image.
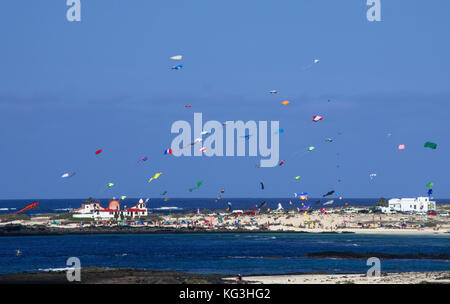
[0,0,449,199]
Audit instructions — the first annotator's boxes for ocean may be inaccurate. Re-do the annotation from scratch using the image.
[1,197,450,215]
[0,233,449,275]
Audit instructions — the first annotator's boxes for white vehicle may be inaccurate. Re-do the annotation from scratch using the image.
[439,213,450,217]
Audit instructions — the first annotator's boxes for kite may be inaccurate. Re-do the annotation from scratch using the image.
[299,193,308,200]
[161,191,168,195]
[120,196,127,200]
[107,183,114,188]
[294,176,301,180]
[281,100,290,105]
[275,129,284,134]
[279,160,285,166]
[182,137,203,149]
[258,201,267,209]
[137,156,149,164]
[61,172,76,178]
[307,146,315,152]
[185,104,191,108]
[323,200,334,206]
[199,147,207,152]
[189,180,203,192]
[260,182,264,190]
[148,173,162,183]
[269,90,278,94]
[424,142,437,149]
[398,144,405,150]
[325,138,333,142]
[427,189,433,196]
[164,148,173,155]
[95,149,103,155]
[426,182,434,188]
[220,188,225,193]
[370,173,377,180]
[170,55,182,60]
[14,201,39,215]
[323,190,335,197]
[171,64,183,70]
[312,115,323,122]
[200,131,211,135]
[164,197,170,202]
[302,59,320,70]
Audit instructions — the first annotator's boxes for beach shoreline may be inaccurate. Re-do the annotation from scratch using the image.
[0,267,448,284]
[1,223,449,237]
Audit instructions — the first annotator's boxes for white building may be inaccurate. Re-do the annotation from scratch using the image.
[387,197,436,213]
[73,198,148,220]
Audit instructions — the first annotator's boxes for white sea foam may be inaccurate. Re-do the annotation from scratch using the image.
[151,207,183,211]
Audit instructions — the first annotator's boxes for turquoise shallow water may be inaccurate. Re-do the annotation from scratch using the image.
[0,233,449,275]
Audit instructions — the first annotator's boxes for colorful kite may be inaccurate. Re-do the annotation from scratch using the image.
[164,148,173,155]
[189,180,203,192]
[279,160,285,166]
[171,64,183,70]
[148,173,162,183]
[14,201,39,215]
[137,156,149,164]
[312,115,323,122]
[307,146,316,152]
[424,142,437,149]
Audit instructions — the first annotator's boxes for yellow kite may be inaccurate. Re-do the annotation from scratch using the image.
[148,172,163,182]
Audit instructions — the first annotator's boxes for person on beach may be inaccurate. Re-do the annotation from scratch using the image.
[236,273,242,284]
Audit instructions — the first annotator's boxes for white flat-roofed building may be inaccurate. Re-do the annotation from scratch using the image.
[388,197,436,213]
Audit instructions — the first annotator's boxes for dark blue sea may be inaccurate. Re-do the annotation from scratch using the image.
[0,233,449,275]
[1,197,450,215]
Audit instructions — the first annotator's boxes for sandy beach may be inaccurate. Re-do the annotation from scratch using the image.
[233,271,450,284]
[1,205,449,235]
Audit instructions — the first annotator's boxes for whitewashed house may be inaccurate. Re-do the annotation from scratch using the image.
[387,197,436,213]
[73,198,148,220]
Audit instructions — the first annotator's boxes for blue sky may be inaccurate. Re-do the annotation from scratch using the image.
[0,0,449,199]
